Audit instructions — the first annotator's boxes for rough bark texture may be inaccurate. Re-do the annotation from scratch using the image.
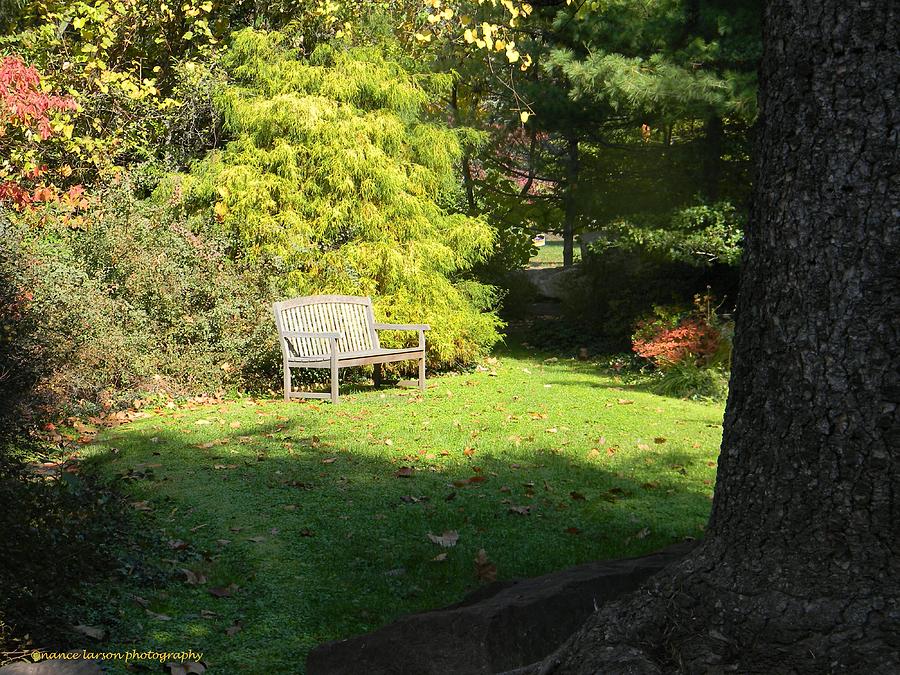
[521,1,900,672]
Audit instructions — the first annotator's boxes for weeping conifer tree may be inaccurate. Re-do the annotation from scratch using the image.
[175,29,501,368]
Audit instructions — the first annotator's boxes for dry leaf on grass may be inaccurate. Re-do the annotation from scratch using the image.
[474,549,497,583]
[427,530,459,547]
[208,583,239,598]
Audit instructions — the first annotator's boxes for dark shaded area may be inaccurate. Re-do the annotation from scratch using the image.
[307,542,695,675]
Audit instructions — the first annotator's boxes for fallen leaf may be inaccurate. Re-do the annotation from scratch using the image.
[565,527,581,535]
[180,568,207,585]
[283,504,299,511]
[300,528,315,537]
[641,481,660,490]
[247,535,267,543]
[195,419,211,425]
[617,399,634,405]
[321,457,337,464]
[200,609,217,619]
[229,421,242,429]
[463,447,476,457]
[474,549,497,583]
[654,437,667,444]
[73,624,105,640]
[508,505,531,516]
[499,485,511,493]
[168,539,189,550]
[395,466,414,478]
[225,620,243,637]
[132,500,151,511]
[432,553,448,562]
[146,610,172,621]
[208,583,239,598]
[427,530,459,547]
[569,491,586,501]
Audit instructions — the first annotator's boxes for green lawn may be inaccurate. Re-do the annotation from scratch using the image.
[528,240,582,268]
[81,348,723,673]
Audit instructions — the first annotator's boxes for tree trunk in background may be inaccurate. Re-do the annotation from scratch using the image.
[562,136,579,267]
[527,1,899,672]
[701,115,722,200]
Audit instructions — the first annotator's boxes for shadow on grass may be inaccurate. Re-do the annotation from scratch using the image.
[80,399,714,672]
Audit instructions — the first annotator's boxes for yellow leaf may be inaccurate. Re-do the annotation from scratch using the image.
[520,111,530,124]
[506,49,520,63]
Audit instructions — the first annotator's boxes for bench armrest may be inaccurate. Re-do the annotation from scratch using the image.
[373,323,431,331]
[280,331,342,339]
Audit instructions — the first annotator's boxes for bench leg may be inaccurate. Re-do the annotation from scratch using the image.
[418,356,425,393]
[330,357,339,404]
[283,363,291,401]
[373,363,383,388]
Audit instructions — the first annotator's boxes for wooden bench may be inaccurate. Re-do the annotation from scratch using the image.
[273,295,430,403]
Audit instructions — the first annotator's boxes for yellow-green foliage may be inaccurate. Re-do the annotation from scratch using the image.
[174,30,501,367]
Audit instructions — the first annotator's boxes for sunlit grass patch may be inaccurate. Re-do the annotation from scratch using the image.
[82,348,723,673]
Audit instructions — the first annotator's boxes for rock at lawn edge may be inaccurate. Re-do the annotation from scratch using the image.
[307,542,696,675]
[0,658,102,674]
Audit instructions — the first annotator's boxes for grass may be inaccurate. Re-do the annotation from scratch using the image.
[528,240,581,268]
[80,347,723,673]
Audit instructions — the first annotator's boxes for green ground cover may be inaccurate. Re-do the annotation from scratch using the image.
[528,240,582,268]
[81,348,723,672]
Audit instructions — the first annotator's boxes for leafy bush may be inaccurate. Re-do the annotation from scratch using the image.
[563,243,739,352]
[7,181,276,413]
[631,293,732,371]
[650,361,730,400]
[629,293,732,400]
[593,201,745,267]
[0,214,56,440]
[171,30,503,368]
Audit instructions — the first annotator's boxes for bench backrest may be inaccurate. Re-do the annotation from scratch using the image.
[273,295,379,359]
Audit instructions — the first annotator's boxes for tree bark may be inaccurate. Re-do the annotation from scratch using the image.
[562,135,579,267]
[522,1,899,672]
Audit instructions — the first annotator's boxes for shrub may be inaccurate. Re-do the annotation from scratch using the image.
[632,315,721,369]
[632,291,733,369]
[651,361,730,400]
[172,30,503,368]
[630,293,733,399]
[0,213,56,440]
[7,180,277,414]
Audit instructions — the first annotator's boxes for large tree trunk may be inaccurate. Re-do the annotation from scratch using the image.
[523,1,899,672]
